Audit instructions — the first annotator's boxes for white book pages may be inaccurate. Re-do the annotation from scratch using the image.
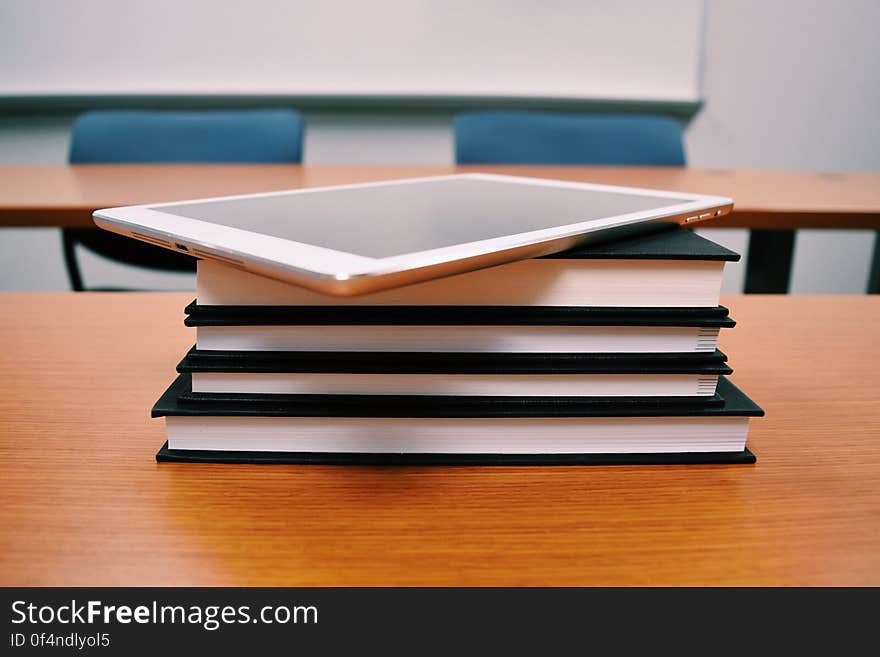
[190,372,720,397]
[197,259,725,308]
[166,415,750,454]
[196,325,721,354]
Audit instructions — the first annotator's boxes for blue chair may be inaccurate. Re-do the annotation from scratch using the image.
[65,109,304,291]
[454,111,685,166]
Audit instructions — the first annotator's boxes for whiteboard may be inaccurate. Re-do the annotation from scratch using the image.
[0,0,704,103]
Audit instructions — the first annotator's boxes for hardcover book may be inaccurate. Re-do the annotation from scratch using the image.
[177,347,731,398]
[196,227,739,308]
[185,304,736,354]
[153,375,763,464]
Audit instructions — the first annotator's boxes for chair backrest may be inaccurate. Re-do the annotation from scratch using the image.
[69,109,303,163]
[65,109,304,290]
[454,111,685,166]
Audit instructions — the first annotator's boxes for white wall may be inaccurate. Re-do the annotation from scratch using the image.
[687,0,880,293]
[1,0,704,102]
[1,0,878,293]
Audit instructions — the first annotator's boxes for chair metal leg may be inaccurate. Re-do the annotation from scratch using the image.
[61,229,86,292]
[868,231,880,294]
[744,229,795,294]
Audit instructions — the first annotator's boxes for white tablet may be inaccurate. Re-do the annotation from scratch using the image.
[93,173,732,296]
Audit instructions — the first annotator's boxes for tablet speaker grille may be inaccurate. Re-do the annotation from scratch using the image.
[191,249,245,268]
[130,231,171,248]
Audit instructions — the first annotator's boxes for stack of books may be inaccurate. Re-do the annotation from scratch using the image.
[152,227,763,465]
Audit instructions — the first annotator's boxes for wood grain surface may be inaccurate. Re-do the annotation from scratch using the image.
[2,164,879,229]
[0,293,878,586]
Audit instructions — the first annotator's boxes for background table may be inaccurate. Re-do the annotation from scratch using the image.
[3,164,880,294]
[5,164,880,293]
[0,292,877,585]
[2,164,879,230]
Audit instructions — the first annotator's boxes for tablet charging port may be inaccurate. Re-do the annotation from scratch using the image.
[175,243,189,252]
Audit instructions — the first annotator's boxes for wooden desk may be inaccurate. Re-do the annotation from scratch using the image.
[0,292,877,586]
[4,164,879,293]
[2,164,879,230]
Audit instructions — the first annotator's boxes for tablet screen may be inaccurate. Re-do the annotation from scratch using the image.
[158,176,678,259]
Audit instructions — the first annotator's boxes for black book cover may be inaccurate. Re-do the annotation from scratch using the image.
[156,442,756,466]
[153,374,762,419]
[540,226,740,261]
[184,303,737,327]
[176,346,732,375]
